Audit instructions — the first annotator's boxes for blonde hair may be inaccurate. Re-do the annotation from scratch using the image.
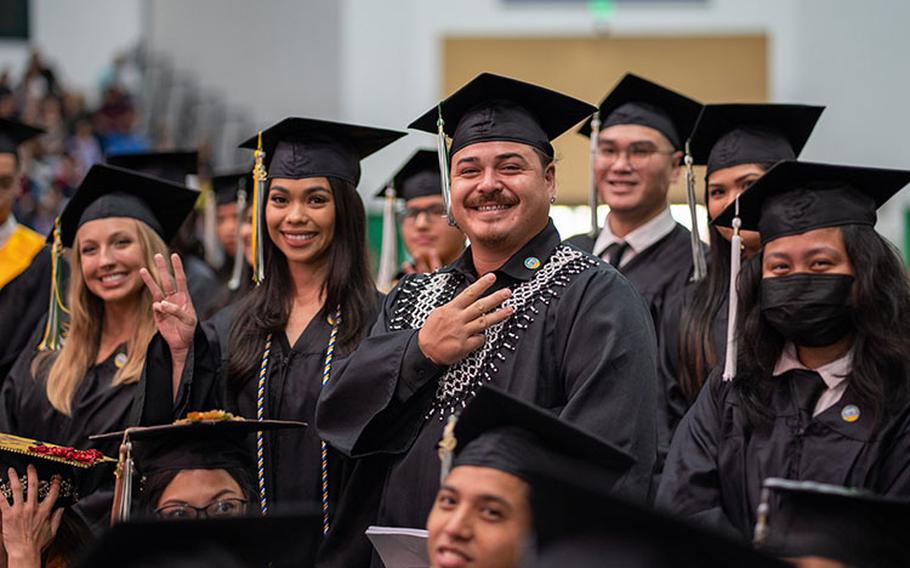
[33,219,166,415]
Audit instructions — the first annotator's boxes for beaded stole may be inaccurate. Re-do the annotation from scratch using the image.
[388,245,597,419]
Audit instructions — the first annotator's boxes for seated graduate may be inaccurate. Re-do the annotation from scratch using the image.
[0,433,114,568]
[139,118,405,566]
[530,460,788,568]
[73,511,322,568]
[374,149,465,290]
[656,104,824,461]
[656,161,910,540]
[423,385,633,568]
[756,478,909,568]
[91,411,304,522]
[0,164,197,527]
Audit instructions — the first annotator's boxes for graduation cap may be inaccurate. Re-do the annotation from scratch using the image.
[438,385,634,488]
[238,117,406,186]
[409,72,595,159]
[212,170,253,206]
[375,149,441,202]
[58,163,199,248]
[105,150,199,184]
[90,411,306,520]
[579,73,702,150]
[756,478,908,568]
[531,466,789,568]
[712,160,910,244]
[0,117,44,155]
[688,104,825,177]
[0,432,115,508]
[73,511,321,568]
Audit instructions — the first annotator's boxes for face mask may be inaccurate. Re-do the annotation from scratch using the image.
[760,273,855,347]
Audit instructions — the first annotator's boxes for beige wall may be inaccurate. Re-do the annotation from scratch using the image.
[443,35,767,205]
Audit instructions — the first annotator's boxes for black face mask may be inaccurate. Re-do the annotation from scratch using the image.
[760,273,855,347]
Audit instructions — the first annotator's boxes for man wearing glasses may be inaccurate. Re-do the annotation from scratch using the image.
[566,74,702,327]
[0,118,45,290]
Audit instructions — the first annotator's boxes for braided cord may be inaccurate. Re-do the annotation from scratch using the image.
[255,334,273,515]
[319,305,342,535]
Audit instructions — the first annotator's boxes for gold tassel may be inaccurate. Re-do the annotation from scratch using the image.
[38,217,69,351]
[437,414,458,484]
[251,132,268,285]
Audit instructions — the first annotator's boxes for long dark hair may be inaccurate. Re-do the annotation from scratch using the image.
[227,176,376,389]
[677,225,731,402]
[734,224,910,431]
[137,465,259,517]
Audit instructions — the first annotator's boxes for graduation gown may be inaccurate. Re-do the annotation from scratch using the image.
[317,221,659,536]
[140,295,386,568]
[656,369,910,541]
[565,223,695,330]
[0,246,54,381]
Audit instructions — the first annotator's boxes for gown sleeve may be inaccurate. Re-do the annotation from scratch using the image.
[316,276,446,458]
[655,369,740,536]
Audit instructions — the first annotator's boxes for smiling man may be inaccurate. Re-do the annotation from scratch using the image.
[317,73,659,540]
[567,74,702,327]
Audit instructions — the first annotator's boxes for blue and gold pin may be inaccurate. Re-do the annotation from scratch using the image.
[841,404,861,423]
[524,256,541,270]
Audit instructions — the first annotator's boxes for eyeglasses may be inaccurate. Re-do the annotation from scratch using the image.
[598,143,677,170]
[398,204,447,223]
[155,498,248,520]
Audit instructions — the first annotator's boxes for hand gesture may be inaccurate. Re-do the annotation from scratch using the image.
[417,273,513,366]
[140,253,197,356]
[0,465,64,567]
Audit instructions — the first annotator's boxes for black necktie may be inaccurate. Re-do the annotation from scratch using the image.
[606,242,630,268]
[792,369,828,413]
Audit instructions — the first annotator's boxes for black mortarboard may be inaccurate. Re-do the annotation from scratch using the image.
[91,412,306,478]
[442,386,634,487]
[409,72,595,158]
[106,150,199,184]
[73,511,321,568]
[688,104,825,176]
[579,73,702,150]
[212,170,253,206]
[238,117,406,185]
[0,117,44,154]
[0,432,115,508]
[712,160,910,244]
[531,467,788,568]
[57,163,199,247]
[757,478,908,568]
[375,149,441,201]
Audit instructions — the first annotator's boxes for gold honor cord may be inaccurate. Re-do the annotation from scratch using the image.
[588,111,601,237]
[251,131,268,285]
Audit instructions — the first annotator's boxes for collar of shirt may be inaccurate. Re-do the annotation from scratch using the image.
[592,207,677,263]
[444,219,561,284]
[773,341,854,417]
[0,214,18,249]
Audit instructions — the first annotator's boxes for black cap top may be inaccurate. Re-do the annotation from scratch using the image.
[212,170,253,206]
[106,150,199,184]
[238,117,406,186]
[58,164,199,247]
[758,478,908,568]
[0,432,115,508]
[409,72,595,158]
[0,117,44,154]
[73,512,321,568]
[579,73,702,150]
[531,466,788,568]
[688,104,825,176]
[712,160,910,244]
[447,386,633,486]
[91,412,306,477]
[375,149,441,201]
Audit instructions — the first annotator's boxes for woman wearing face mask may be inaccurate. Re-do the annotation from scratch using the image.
[139,118,405,566]
[656,104,824,460]
[656,161,910,542]
[0,164,197,526]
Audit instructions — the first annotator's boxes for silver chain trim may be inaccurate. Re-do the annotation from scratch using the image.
[0,476,78,503]
[389,245,597,419]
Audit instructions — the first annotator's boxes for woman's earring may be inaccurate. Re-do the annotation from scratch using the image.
[549,196,557,204]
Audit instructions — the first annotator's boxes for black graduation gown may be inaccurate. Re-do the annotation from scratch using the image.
[565,223,695,330]
[317,221,659,537]
[141,296,386,568]
[0,246,54,381]
[656,369,910,541]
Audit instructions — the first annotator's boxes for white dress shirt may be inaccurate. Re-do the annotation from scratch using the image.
[773,342,853,417]
[593,207,677,268]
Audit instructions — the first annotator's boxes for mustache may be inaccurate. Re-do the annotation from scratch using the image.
[463,192,519,208]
